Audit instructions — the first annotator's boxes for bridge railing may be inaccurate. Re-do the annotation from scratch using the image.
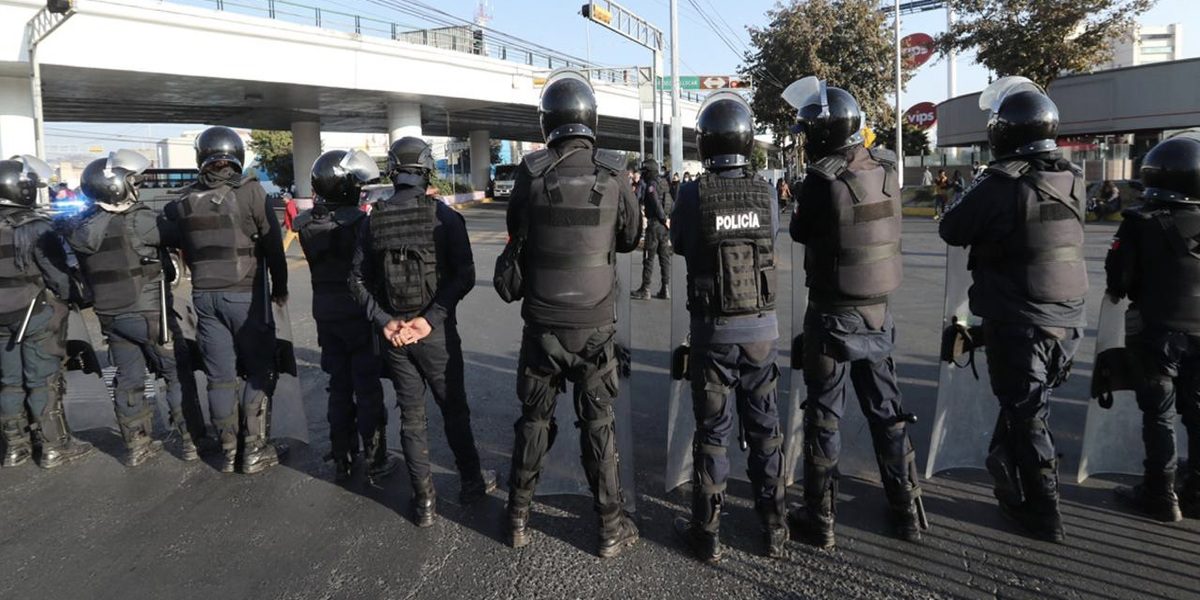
[168,0,704,101]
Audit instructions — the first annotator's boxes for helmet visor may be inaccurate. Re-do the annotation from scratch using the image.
[782,76,828,117]
[697,91,751,125]
[339,149,381,183]
[541,68,594,100]
[105,149,151,176]
[1166,129,1200,143]
[19,154,53,184]
[978,76,1045,113]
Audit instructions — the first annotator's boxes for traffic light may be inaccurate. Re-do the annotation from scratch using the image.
[47,0,73,14]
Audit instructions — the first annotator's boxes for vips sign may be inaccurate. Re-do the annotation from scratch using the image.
[901,33,936,69]
[904,102,938,130]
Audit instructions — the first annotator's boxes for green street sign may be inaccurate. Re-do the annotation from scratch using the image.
[657,76,700,90]
[656,75,750,91]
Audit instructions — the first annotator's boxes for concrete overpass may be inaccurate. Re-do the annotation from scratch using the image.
[0,0,706,194]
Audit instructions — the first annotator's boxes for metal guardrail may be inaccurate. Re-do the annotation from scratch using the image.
[167,0,704,101]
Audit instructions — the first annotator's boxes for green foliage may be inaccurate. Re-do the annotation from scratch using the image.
[742,0,911,146]
[938,0,1155,88]
[750,146,767,172]
[247,130,298,190]
[430,172,474,196]
[874,122,932,157]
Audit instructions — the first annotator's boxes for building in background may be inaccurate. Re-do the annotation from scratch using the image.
[1102,23,1183,70]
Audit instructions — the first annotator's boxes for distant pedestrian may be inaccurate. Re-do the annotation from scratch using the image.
[921,167,933,187]
[933,168,949,220]
[282,193,299,252]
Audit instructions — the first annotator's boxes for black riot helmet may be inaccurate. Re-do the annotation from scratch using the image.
[696,91,755,169]
[386,136,435,174]
[0,154,53,208]
[80,150,151,205]
[194,126,246,172]
[979,76,1059,159]
[783,77,863,159]
[641,158,660,177]
[539,69,598,145]
[312,149,381,205]
[1140,134,1200,205]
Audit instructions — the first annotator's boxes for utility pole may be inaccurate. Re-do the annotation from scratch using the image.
[27,1,76,162]
[668,0,682,177]
[894,0,904,188]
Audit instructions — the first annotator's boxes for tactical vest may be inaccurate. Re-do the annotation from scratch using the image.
[1131,205,1200,332]
[174,181,258,290]
[970,160,1087,304]
[522,147,624,327]
[298,205,365,292]
[76,207,162,315]
[0,211,46,316]
[689,173,775,318]
[804,148,903,303]
[369,193,438,317]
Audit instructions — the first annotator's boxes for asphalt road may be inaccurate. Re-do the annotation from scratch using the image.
[1,205,1197,600]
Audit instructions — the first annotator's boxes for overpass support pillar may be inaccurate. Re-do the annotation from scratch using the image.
[291,119,321,200]
[469,129,490,194]
[0,76,35,158]
[388,102,422,142]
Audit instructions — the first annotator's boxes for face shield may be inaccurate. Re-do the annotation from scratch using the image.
[338,148,381,184]
[542,68,595,100]
[782,76,828,134]
[19,154,53,185]
[699,90,751,119]
[978,76,1044,114]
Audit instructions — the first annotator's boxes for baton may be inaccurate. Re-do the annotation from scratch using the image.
[158,277,172,346]
[14,295,39,345]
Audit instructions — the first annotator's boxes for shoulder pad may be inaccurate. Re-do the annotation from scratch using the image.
[333,206,366,225]
[1121,205,1157,221]
[523,149,554,177]
[6,210,48,228]
[807,155,848,181]
[592,149,625,174]
[292,210,314,230]
[984,160,1030,179]
[867,147,897,166]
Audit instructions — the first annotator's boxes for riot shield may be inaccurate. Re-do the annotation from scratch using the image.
[925,245,997,477]
[782,243,884,484]
[1078,296,1186,482]
[267,299,309,443]
[63,306,115,432]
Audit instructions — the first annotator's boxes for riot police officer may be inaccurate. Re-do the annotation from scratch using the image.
[785,77,924,546]
[67,151,198,466]
[348,137,494,527]
[940,77,1087,542]
[297,149,391,482]
[163,126,289,474]
[670,92,786,561]
[502,69,642,558]
[1105,134,1200,522]
[0,155,94,469]
[630,158,671,300]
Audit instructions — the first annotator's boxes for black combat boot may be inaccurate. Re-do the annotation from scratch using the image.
[35,399,94,470]
[119,412,164,468]
[652,285,670,300]
[629,287,651,300]
[754,485,789,558]
[459,469,498,504]
[412,477,437,528]
[1,416,32,468]
[789,460,836,549]
[240,399,279,475]
[886,485,924,543]
[170,409,199,462]
[677,484,724,562]
[597,509,639,558]
[1116,470,1183,523]
[364,426,399,483]
[1002,459,1065,543]
[673,517,723,563]
[507,502,531,548]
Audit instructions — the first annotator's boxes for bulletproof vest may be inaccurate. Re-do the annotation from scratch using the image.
[75,207,162,314]
[970,160,1087,304]
[689,173,775,318]
[297,205,365,292]
[804,147,903,303]
[0,210,47,315]
[650,176,673,217]
[174,180,258,290]
[369,192,438,317]
[522,147,624,326]
[1130,205,1200,332]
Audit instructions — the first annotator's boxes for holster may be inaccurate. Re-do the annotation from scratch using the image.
[1091,345,1142,409]
[940,317,985,363]
[671,344,690,381]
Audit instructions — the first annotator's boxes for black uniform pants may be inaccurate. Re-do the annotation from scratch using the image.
[0,299,66,429]
[803,305,913,495]
[690,339,783,531]
[983,321,1080,499]
[509,324,624,519]
[317,317,385,458]
[1131,327,1200,475]
[640,222,671,290]
[192,290,275,446]
[384,322,481,487]
[99,312,183,435]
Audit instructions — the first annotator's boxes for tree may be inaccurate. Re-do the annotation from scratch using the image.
[742,0,910,147]
[938,0,1155,89]
[875,123,931,157]
[750,146,768,172]
[248,130,296,190]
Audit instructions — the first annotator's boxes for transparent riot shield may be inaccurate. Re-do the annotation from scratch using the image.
[666,257,702,491]
[63,306,115,432]
[1078,297,1185,482]
[269,300,309,443]
[925,245,997,477]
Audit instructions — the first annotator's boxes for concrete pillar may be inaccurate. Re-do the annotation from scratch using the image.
[469,129,490,193]
[0,76,35,159]
[290,119,321,200]
[387,101,422,142]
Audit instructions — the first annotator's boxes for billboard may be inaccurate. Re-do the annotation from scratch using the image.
[901,33,936,69]
[904,102,938,130]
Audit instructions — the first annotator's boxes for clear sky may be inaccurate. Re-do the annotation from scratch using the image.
[48,0,1200,157]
